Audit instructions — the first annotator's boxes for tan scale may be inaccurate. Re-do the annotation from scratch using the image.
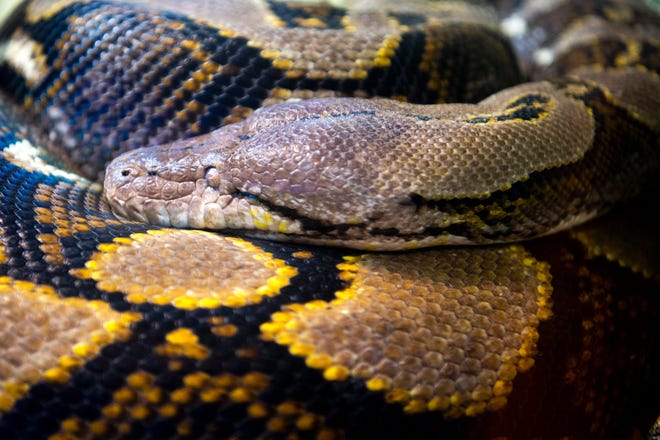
[71,229,297,309]
[262,87,349,108]
[292,250,314,259]
[0,30,48,87]
[206,315,240,337]
[0,139,80,180]
[261,245,552,417]
[0,277,140,414]
[219,105,257,126]
[23,0,80,23]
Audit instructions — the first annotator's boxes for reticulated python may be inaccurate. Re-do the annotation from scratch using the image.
[0,0,659,438]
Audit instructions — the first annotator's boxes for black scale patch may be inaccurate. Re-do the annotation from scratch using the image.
[265,0,347,29]
[387,11,428,27]
[466,94,550,123]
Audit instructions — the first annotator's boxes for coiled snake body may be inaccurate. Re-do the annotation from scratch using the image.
[0,0,659,438]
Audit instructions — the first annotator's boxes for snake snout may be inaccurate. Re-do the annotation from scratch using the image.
[102,156,142,219]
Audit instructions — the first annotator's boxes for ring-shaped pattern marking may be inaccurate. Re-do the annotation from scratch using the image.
[0,277,140,414]
[261,245,553,418]
[71,229,298,309]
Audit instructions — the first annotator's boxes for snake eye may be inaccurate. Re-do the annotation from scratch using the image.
[147,170,158,176]
[205,166,221,188]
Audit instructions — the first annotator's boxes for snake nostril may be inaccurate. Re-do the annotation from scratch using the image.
[121,169,130,177]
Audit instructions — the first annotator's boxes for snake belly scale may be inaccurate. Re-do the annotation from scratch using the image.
[0,0,659,439]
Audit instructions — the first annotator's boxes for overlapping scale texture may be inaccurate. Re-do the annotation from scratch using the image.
[0,277,139,414]
[72,229,297,309]
[262,245,553,417]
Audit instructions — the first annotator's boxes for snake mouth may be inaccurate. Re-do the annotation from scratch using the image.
[103,184,150,224]
[118,197,149,224]
[103,159,303,232]
[103,141,211,225]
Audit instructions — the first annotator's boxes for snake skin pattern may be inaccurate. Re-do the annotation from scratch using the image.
[0,0,659,438]
[103,69,659,249]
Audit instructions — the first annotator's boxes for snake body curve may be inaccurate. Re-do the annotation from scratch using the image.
[104,68,660,250]
[0,0,659,438]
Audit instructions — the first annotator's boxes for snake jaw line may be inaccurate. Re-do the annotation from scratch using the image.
[103,141,302,234]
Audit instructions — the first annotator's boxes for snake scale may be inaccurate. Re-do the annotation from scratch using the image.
[0,0,659,438]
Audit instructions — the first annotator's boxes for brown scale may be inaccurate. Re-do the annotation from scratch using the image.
[503,0,660,77]
[2,0,522,182]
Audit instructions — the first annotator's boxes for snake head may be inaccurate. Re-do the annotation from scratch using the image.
[102,98,427,247]
[102,88,616,250]
[103,132,237,227]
